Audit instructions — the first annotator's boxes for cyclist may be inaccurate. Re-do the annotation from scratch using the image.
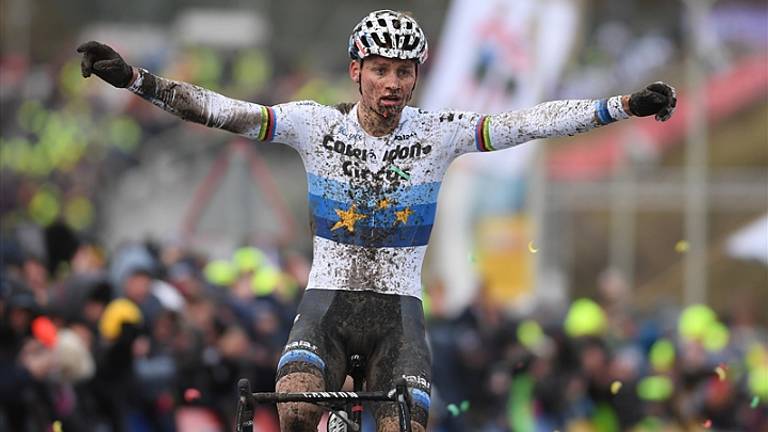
[77,9,676,432]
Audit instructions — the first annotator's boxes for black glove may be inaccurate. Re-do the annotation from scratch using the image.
[76,41,134,88]
[628,82,677,121]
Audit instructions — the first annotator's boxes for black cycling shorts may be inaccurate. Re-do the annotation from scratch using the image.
[276,288,432,426]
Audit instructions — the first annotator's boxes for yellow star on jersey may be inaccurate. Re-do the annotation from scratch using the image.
[394,207,414,225]
[377,199,391,209]
[331,205,367,232]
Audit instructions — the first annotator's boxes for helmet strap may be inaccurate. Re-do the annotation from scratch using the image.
[411,63,419,95]
[357,59,363,95]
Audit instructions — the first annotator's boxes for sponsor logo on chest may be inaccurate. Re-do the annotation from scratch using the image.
[322,134,431,181]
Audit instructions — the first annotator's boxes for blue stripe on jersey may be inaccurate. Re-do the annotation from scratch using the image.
[313,215,434,248]
[307,173,441,207]
[277,349,326,371]
[411,389,431,410]
[308,195,437,228]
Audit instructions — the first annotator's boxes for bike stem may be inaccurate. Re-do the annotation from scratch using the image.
[236,378,255,432]
[350,354,365,427]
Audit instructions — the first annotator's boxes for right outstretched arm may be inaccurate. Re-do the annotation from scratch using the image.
[77,41,267,138]
[127,68,266,138]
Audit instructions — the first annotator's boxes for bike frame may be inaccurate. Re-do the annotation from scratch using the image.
[234,377,413,432]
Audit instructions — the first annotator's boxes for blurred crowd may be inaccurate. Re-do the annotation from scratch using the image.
[0,223,309,431]
[426,271,768,432]
[2,222,767,432]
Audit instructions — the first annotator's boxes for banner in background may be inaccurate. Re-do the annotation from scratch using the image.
[422,0,583,113]
[423,0,584,311]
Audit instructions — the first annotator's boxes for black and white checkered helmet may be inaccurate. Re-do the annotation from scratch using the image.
[348,10,428,64]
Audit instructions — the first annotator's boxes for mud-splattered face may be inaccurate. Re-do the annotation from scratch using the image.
[350,56,417,123]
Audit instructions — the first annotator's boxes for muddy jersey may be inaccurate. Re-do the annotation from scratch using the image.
[128,70,630,298]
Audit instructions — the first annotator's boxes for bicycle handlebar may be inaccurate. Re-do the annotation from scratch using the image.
[250,390,397,403]
[234,377,413,432]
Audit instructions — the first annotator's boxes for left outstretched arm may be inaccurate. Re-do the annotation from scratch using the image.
[470,82,676,153]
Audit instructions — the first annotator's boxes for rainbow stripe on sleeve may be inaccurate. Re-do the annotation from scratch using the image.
[475,115,494,152]
[258,105,277,141]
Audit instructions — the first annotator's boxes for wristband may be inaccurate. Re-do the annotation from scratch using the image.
[594,99,614,125]
[594,96,630,125]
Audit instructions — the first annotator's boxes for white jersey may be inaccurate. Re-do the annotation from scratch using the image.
[256,100,629,298]
[128,70,630,298]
